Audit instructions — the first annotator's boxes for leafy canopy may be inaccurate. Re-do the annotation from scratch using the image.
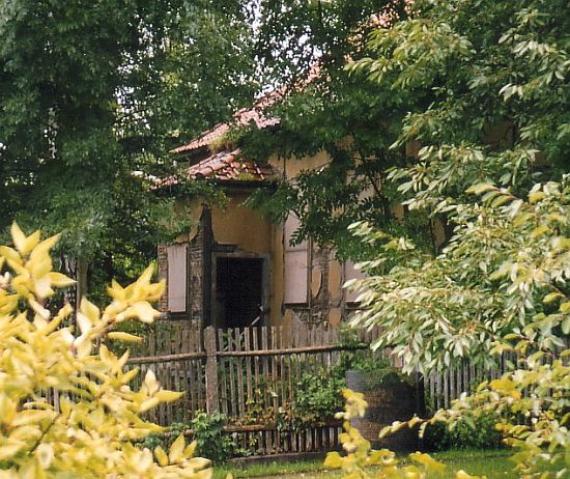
[244,0,431,259]
[339,2,570,477]
[340,0,570,371]
[0,0,256,291]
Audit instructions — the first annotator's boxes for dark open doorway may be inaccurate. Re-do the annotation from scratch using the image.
[214,257,264,328]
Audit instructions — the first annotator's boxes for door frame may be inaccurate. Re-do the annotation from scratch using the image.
[211,251,271,328]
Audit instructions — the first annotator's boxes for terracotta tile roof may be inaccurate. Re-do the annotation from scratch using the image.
[171,123,231,154]
[159,149,278,187]
[171,91,282,155]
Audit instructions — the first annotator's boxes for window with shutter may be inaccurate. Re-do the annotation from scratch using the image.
[283,214,309,304]
[167,244,187,312]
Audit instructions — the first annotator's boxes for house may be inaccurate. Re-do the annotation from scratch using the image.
[156,93,368,330]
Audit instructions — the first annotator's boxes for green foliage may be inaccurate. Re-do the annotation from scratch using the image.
[338,1,570,478]
[141,412,235,463]
[325,389,453,479]
[294,339,393,423]
[255,0,405,87]
[336,327,395,373]
[336,1,570,477]
[190,411,235,464]
[436,355,570,477]
[0,0,255,295]
[377,351,570,477]
[295,367,347,423]
[241,1,433,259]
[140,421,190,452]
[423,414,503,452]
[349,154,570,376]
[345,0,570,374]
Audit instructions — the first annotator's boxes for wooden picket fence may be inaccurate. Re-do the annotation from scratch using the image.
[425,357,511,411]
[209,325,373,455]
[40,318,567,457]
[122,321,382,455]
[425,344,569,411]
[35,315,567,458]
[120,321,530,455]
[126,321,206,425]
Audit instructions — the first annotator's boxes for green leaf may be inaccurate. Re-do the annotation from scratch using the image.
[466,183,496,195]
[543,292,563,304]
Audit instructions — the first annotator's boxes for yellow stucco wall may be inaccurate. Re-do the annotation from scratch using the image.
[211,191,282,325]
[211,192,272,254]
[268,150,331,179]
[180,191,283,325]
[196,152,336,327]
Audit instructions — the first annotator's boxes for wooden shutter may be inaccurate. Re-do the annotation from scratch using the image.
[167,244,187,312]
[284,214,309,304]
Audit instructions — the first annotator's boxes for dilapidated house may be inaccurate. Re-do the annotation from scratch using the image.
[157,93,368,330]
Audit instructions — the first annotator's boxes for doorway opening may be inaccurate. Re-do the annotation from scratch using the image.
[214,257,264,328]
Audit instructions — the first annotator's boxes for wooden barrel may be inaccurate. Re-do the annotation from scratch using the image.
[345,369,419,451]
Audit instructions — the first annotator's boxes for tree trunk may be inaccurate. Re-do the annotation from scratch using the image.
[60,254,88,332]
[75,257,88,309]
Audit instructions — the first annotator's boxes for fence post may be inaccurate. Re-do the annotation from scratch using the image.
[204,326,219,413]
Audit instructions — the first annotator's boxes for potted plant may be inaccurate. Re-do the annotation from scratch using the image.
[343,348,420,451]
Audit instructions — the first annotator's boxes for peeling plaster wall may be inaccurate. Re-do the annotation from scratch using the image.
[211,192,272,254]
[267,151,356,328]
[280,245,353,329]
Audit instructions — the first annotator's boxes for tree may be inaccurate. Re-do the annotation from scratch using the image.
[227,1,428,259]
[0,223,210,478]
[248,2,570,474]
[342,0,570,370]
[336,2,570,476]
[0,0,255,298]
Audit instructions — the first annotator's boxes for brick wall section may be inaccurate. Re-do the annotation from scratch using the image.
[157,244,168,312]
[189,225,204,322]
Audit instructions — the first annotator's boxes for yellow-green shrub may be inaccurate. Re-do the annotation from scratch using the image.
[370,348,570,478]
[324,389,478,479]
[0,224,210,478]
[349,344,570,478]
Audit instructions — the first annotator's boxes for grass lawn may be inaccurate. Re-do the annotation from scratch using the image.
[432,450,514,478]
[215,450,515,479]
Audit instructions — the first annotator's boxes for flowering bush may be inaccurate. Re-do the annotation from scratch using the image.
[0,224,210,478]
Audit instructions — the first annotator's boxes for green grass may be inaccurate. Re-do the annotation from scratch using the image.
[432,450,514,478]
[214,450,515,479]
[214,459,324,479]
